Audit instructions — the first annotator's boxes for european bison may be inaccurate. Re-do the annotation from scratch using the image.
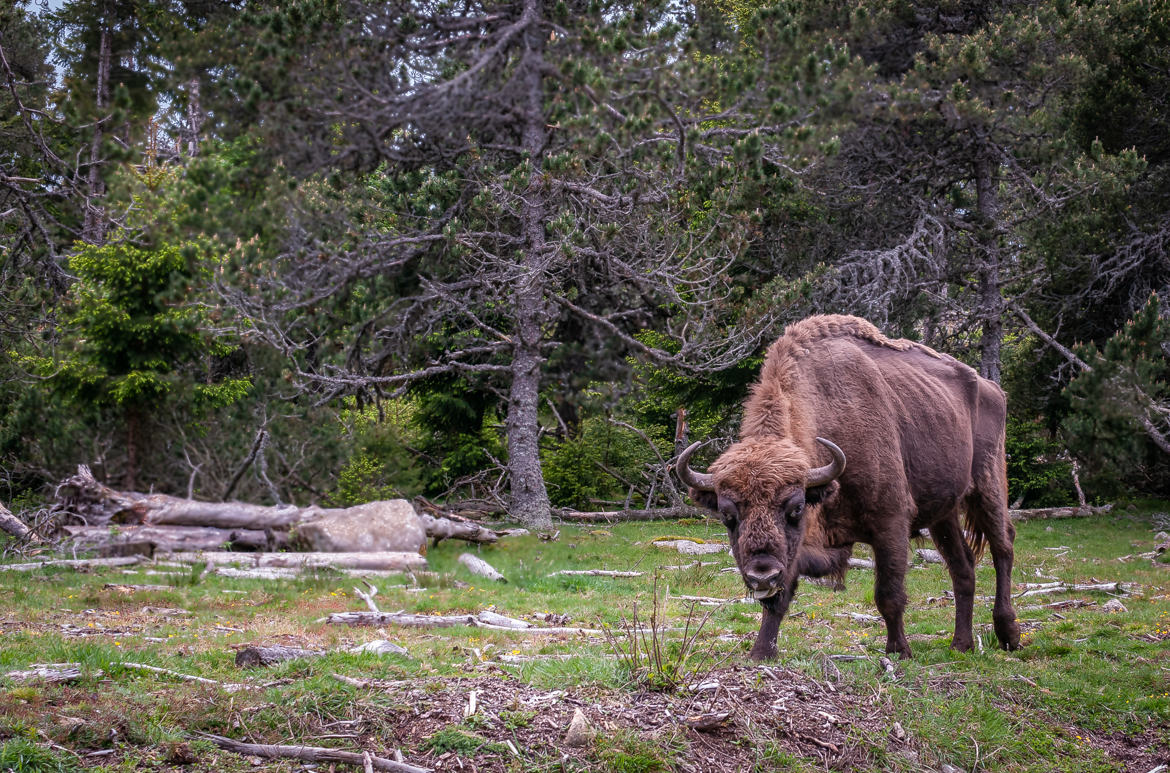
[678,315,1021,660]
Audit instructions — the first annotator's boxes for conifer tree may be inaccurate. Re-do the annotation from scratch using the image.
[224,0,840,526]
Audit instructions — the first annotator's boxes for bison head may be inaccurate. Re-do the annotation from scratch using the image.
[678,436,845,626]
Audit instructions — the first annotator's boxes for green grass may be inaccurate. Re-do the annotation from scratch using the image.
[0,506,1168,770]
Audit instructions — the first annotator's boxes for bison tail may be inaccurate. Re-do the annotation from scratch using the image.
[962,508,988,563]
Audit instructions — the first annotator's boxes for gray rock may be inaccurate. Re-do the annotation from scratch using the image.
[564,707,595,747]
[1102,598,1127,613]
[349,640,409,656]
[296,500,426,554]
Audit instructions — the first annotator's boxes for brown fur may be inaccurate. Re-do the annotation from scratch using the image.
[691,314,1020,660]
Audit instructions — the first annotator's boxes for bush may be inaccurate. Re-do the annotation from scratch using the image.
[1005,416,1075,507]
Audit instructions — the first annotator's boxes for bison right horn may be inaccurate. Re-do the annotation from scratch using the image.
[806,437,846,487]
[676,441,715,492]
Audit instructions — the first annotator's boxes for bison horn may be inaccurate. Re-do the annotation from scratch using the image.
[676,441,716,492]
[806,437,846,487]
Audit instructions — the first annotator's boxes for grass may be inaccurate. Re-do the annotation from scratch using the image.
[0,506,1167,770]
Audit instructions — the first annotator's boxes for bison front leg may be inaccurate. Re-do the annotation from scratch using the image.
[871,533,912,659]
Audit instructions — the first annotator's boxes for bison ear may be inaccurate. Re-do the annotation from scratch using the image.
[804,480,840,506]
[689,487,718,511]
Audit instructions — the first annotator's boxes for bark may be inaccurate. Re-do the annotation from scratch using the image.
[0,502,30,539]
[165,551,428,571]
[194,733,430,773]
[505,0,553,531]
[974,148,1004,384]
[557,506,708,523]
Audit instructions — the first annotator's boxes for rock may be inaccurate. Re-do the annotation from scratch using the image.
[939,764,965,773]
[652,539,728,555]
[563,707,594,747]
[891,721,906,741]
[1045,526,1054,532]
[915,548,944,565]
[1102,598,1127,613]
[296,500,426,554]
[349,640,409,656]
[1155,531,1169,542]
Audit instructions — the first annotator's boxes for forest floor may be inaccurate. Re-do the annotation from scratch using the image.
[1,506,1169,772]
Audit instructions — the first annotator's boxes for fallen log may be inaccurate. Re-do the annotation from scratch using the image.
[0,502,30,540]
[458,552,506,582]
[1009,504,1113,522]
[60,524,285,556]
[236,640,409,668]
[166,551,428,572]
[0,555,143,572]
[54,466,492,547]
[193,732,430,773]
[419,513,498,545]
[235,645,326,667]
[5,663,97,684]
[557,505,707,523]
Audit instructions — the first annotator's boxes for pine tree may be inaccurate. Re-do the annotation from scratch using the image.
[223,0,839,526]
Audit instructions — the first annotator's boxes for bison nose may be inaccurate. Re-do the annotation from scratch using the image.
[743,557,784,589]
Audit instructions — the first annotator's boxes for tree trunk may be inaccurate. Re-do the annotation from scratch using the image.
[974,147,1003,383]
[83,18,111,245]
[125,404,140,492]
[505,1,553,530]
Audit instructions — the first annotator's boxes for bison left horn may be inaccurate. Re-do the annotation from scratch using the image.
[806,437,846,487]
[676,441,715,492]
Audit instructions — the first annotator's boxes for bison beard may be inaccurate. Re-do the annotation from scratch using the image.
[679,315,1021,661]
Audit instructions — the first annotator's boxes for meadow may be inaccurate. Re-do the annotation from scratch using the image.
[1,507,1168,772]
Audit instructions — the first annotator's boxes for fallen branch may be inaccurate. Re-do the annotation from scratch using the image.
[1015,581,1127,599]
[1009,505,1113,522]
[120,661,248,692]
[458,552,505,582]
[323,609,604,634]
[556,506,707,523]
[193,732,430,773]
[0,556,143,572]
[547,569,644,577]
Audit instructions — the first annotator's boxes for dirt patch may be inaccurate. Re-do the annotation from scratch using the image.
[1085,727,1170,771]
[327,664,903,771]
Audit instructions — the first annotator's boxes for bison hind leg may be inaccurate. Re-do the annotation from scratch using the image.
[929,514,976,653]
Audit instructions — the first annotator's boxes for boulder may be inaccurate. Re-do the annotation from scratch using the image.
[296,500,426,554]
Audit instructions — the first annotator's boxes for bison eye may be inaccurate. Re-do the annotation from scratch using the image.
[786,502,805,524]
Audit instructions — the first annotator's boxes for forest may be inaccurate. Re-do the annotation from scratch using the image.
[2,0,1169,528]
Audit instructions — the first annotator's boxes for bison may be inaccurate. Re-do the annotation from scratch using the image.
[678,314,1021,660]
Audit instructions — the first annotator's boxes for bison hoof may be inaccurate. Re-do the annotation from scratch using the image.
[994,616,1021,650]
[950,637,974,653]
